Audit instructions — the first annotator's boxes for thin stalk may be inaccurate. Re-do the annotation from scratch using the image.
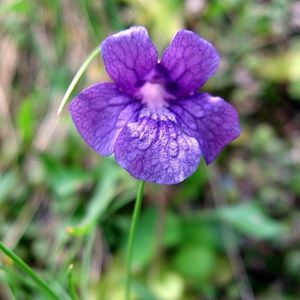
[0,242,61,300]
[209,165,255,300]
[125,181,145,300]
[67,265,80,300]
[57,46,100,115]
[80,229,96,300]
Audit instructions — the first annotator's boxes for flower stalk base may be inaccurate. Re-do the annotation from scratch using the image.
[125,180,145,300]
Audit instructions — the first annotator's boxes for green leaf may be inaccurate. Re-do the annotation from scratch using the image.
[216,202,288,240]
[67,161,122,236]
[181,219,219,249]
[130,207,157,269]
[16,97,36,144]
[40,154,93,199]
[174,160,208,203]
[173,244,216,282]
[131,207,182,269]
[0,0,32,15]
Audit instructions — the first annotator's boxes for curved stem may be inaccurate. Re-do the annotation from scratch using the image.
[57,46,101,115]
[0,242,61,300]
[125,181,145,300]
[67,264,80,300]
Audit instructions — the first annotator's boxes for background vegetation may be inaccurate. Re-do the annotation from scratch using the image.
[1,0,300,299]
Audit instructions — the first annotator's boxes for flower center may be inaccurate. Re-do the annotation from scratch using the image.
[138,82,171,112]
[137,82,176,121]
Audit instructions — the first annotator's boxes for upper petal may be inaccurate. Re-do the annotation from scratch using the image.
[69,83,141,156]
[114,116,201,184]
[101,26,158,95]
[169,93,240,164]
[160,30,220,96]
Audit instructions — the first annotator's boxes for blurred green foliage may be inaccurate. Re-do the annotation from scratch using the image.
[1,0,300,299]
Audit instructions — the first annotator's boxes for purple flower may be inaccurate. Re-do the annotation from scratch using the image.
[70,26,240,184]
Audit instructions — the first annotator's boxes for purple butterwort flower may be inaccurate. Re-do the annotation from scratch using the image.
[70,26,240,184]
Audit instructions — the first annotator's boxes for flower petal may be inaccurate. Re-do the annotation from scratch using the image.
[101,26,158,94]
[70,83,141,156]
[114,117,201,184]
[169,93,240,164]
[160,30,220,96]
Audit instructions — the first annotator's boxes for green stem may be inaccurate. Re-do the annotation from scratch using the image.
[0,242,61,300]
[57,46,101,115]
[125,181,145,300]
[67,264,80,300]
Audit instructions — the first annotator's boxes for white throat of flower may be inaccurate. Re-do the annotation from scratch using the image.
[139,82,170,111]
[137,82,176,121]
